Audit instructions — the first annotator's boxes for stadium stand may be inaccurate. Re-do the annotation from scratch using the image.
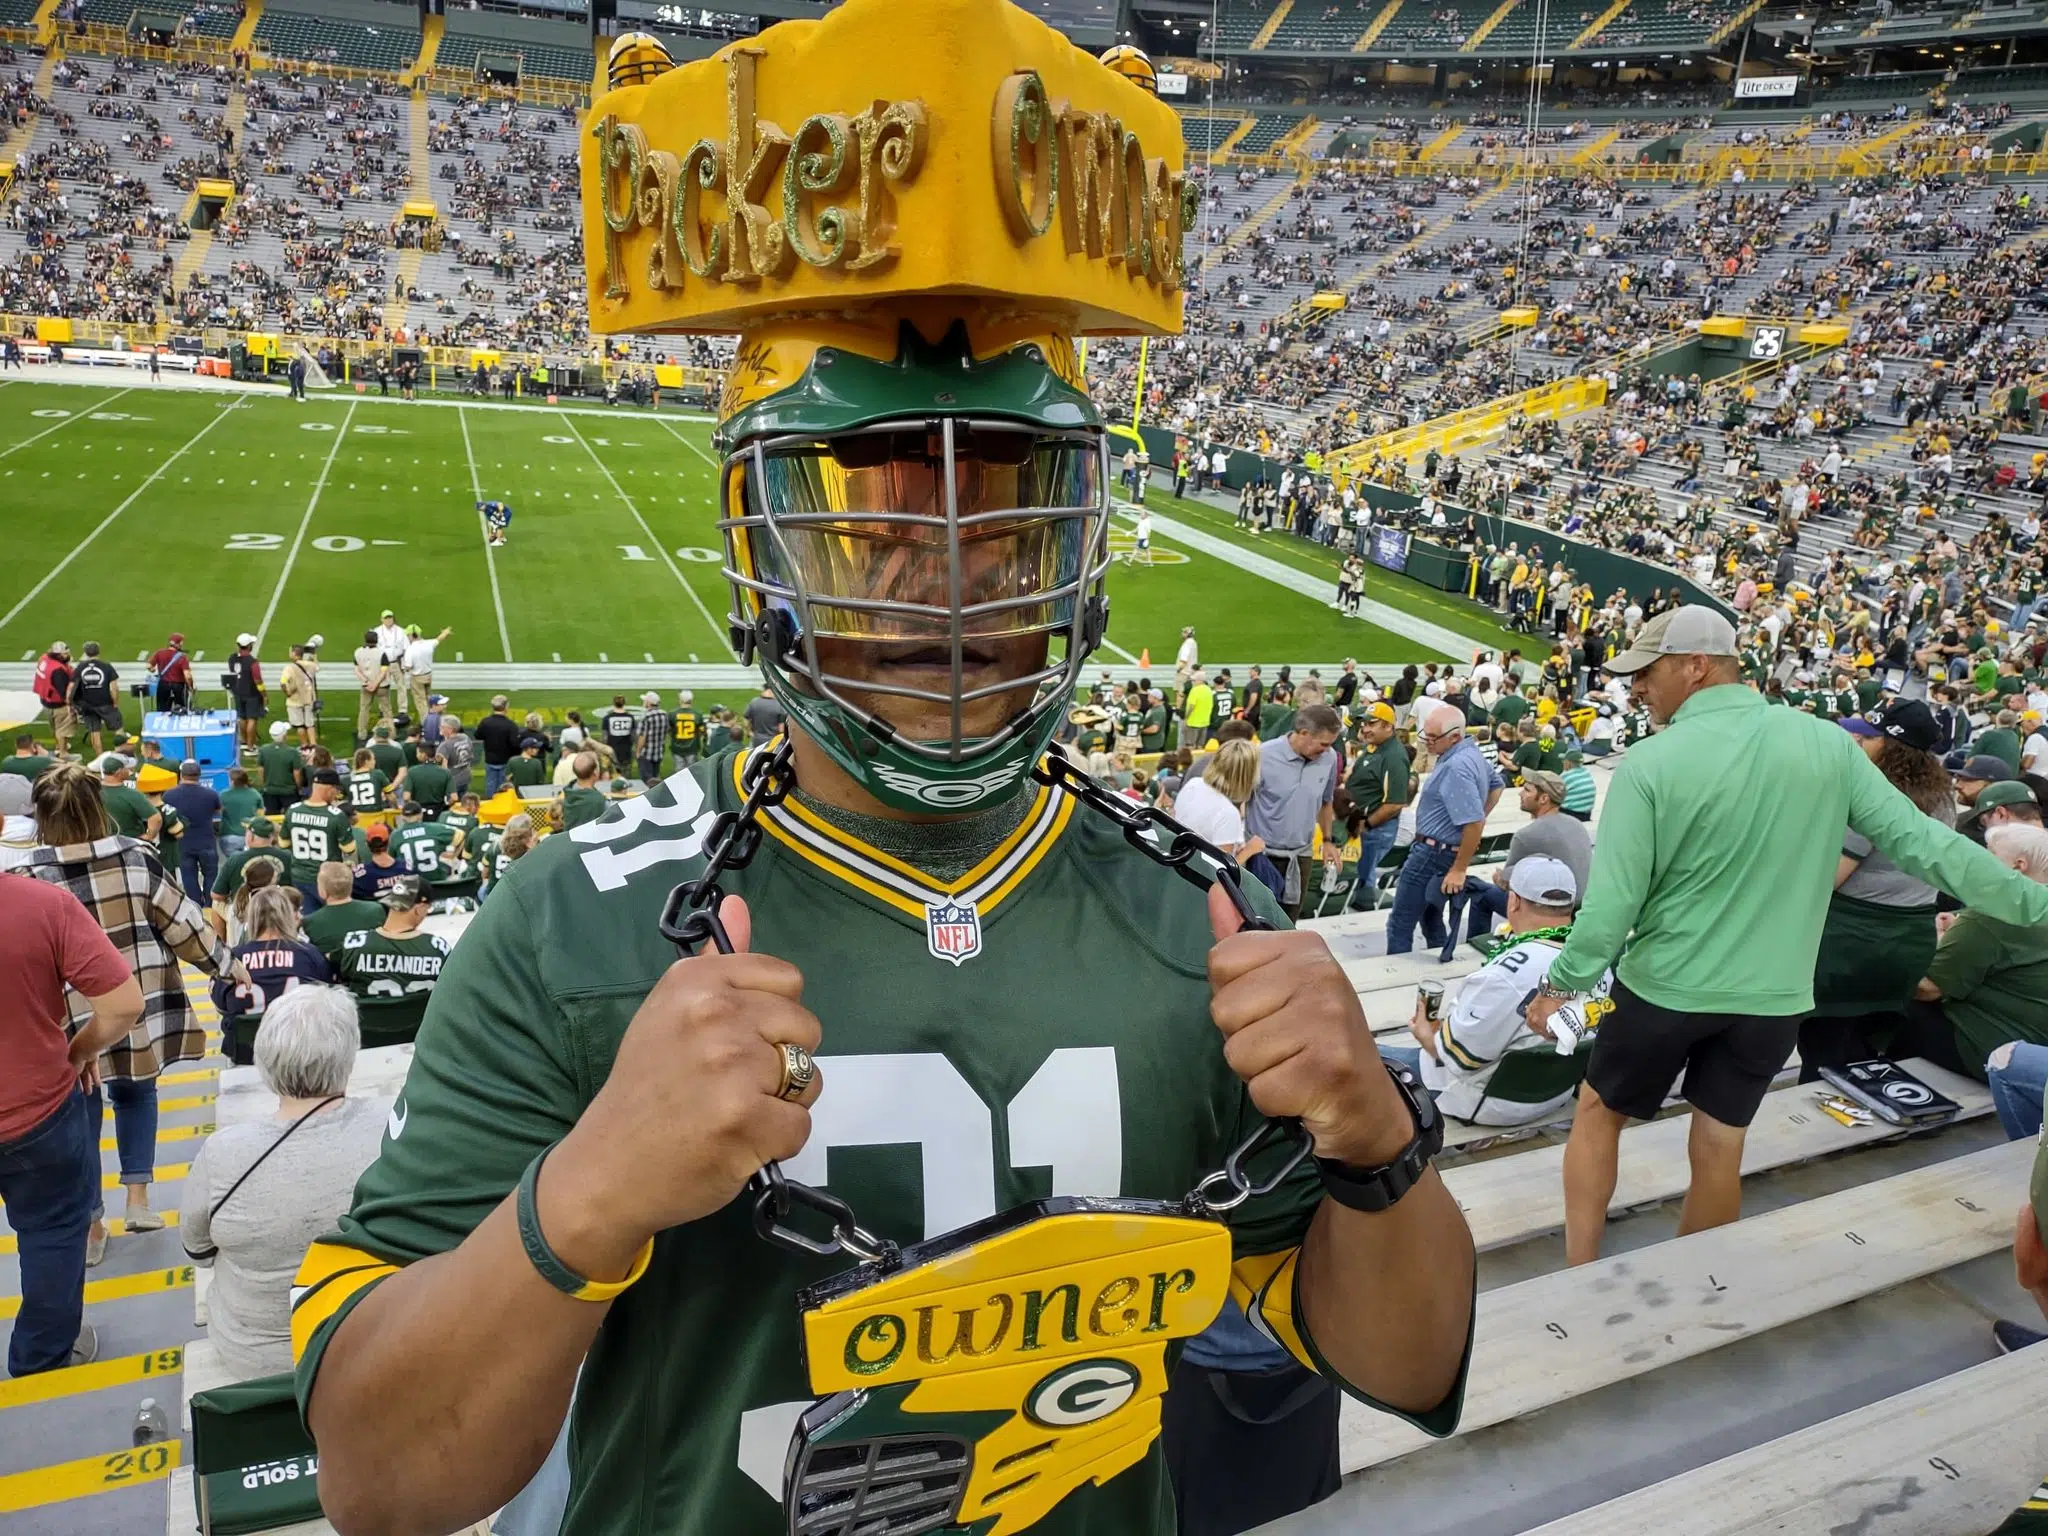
[252,8,421,72]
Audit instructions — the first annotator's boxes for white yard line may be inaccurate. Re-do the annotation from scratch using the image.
[0,386,135,458]
[458,406,514,663]
[254,400,356,650]
[559,413,728,647]
[652,412,720,467]
[0,400,237,634]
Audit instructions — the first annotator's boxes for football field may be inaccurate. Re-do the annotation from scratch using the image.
[0,378,1500,688]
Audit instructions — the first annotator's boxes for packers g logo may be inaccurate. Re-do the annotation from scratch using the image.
[1024,1359,1142,1428]
[870,760,1029,808]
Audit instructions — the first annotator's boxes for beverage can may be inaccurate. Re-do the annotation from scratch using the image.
[1418,981,1444,1022]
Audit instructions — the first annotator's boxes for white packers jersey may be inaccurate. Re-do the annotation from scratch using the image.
[1422,937,1609,1126]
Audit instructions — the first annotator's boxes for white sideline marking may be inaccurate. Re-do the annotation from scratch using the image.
[559,414,726,647]
[255,402,356,650]
[458,406,514,663]
[0,402,237,634]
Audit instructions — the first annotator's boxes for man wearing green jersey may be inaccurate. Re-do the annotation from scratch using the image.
[255,722,305,815]
[389,801,461,885]
[343,750,392,817]
[292,54,1473,1536]
[282,770,355,913]
[210,818,289,937]
[331,876,449,1047]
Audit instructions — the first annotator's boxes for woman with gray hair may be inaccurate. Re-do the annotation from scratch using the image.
[180,986,388,1378]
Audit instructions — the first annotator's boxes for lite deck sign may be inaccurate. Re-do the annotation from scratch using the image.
[580,0,1193,336]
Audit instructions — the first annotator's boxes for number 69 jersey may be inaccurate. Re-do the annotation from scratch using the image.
[292,746,1462,1536]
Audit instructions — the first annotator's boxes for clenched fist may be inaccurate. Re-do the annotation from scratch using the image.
[537,895,823,1282]
[1207,885,1415,1170]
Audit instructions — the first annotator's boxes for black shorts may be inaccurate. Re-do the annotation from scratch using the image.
[1586,980,1800,1128]
[235,695,267,721]
[80,701,122,730]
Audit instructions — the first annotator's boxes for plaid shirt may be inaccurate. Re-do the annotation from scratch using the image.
[21,836,234,1081]
[634,709,673,762]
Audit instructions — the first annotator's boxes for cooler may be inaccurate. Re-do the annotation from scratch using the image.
[145,711,239,791]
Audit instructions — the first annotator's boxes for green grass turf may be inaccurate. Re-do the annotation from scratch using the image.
[0,380,1507,672]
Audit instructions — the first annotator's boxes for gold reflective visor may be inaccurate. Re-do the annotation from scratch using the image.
[728,425,1103,641]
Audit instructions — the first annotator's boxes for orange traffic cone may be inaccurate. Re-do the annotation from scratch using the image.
[1137,648,1150,669]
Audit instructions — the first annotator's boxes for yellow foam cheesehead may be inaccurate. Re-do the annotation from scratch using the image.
[581,0,1192,338]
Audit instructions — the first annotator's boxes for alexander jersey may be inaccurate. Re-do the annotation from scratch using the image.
[332,927,449,1046]
[292,746,1463,1536]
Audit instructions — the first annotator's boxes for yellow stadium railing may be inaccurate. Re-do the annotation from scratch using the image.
[1327,373,1609,476]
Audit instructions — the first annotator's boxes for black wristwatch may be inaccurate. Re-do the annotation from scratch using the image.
[1314,1063,1444,1214]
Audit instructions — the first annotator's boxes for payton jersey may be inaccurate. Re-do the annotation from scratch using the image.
[292,746,1465,1536]
[332,927,450,1046]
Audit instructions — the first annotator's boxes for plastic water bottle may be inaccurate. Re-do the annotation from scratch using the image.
[1549,1001,1592,1056]
[133,1398,171,1446]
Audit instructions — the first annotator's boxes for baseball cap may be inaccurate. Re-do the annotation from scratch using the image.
[97,753,133,775]
[428,693,448,706]
[1866,697,1940,753]
[1521,769,1568,804]
[236,632,257,647]
[642,691,661,705]
[1972,780,2038,813]
[400,799,425,816]
[1508,855,1578,906]
[269,720,289,740]
[246,816,275,837]
[364,822,391,845]
[380,875,424,910]
[0,775,32,816]
[1364,701,1397,724]
[168,632,184,645]
[1958,755,2014,783]
[51,640,68,656]
[381,609,396,619]
[1602,606,1739,675]
[311,767,342,787]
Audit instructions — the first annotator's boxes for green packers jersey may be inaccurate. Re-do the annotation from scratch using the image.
[292,747,1461,1536]
[344,770,391,814]
[674,710,701,754]
[390,821,460,882]
[441,809,481,851]
[282,803,353,884]
[332,926,450,1046]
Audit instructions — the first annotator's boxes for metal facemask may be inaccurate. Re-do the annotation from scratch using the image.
[718,329,1113,815]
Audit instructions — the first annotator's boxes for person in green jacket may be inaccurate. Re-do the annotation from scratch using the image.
[1525,608,2048,1268]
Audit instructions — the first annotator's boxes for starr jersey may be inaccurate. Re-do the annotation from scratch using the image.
[292,747,1464,1536]
[390,821,461,883]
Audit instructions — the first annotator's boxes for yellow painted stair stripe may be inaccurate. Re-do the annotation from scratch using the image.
[0,1211,181,1257]
[0,1442,181,1514]
[101,1123,213,1151]
[160,1094,218,1113]
[0,1347,186,1412]
[100,1161,189,1190]
[159,1067,220,1087]
[0,1266,193,1321]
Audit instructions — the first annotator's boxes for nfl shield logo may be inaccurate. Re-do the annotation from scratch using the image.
[925,900,982,967]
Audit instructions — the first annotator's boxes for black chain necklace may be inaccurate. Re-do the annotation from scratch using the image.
[658,741,1313,1269]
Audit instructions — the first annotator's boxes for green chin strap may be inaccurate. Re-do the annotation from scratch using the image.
[759,673,1064,815]
[724,320,1106,816]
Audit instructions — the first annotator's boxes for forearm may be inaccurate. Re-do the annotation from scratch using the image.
[1298,1173,1474,1414]
[309,1194,613,1534]
[1452,821,1483,871]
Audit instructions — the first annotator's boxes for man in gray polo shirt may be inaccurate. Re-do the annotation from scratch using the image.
[1245,703,1343,919]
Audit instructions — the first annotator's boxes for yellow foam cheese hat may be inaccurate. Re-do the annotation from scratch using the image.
[581,0,1192,339]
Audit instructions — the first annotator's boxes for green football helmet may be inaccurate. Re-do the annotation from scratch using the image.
[715,312,1113,815]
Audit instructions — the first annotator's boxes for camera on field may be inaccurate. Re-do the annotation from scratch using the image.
[130,682,152,699]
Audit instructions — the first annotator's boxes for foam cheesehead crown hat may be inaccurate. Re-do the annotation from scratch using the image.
[583,0,1191,815]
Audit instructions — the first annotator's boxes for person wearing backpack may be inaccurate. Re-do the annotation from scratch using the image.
[31,643,74,758]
